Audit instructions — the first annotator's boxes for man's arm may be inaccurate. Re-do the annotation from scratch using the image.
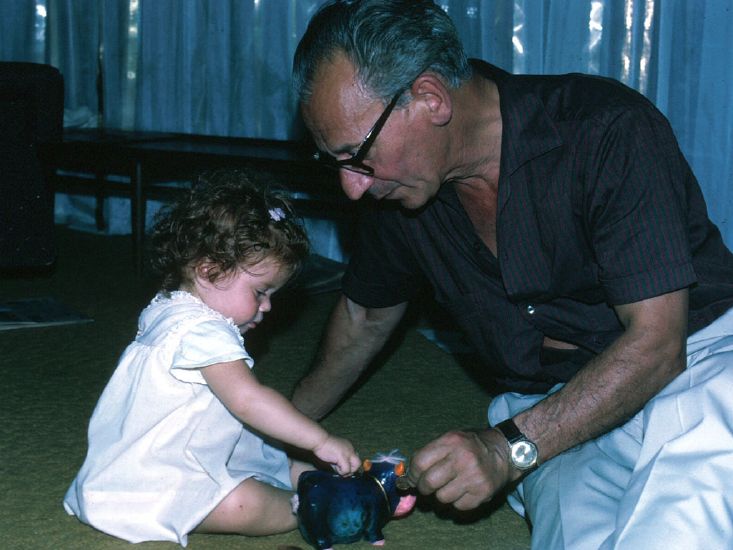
[409,288,689,510]
[292,294,408,420]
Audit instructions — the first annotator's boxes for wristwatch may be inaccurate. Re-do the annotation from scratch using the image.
[493,418,539,472]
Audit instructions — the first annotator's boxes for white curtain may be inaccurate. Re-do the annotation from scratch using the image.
[3,0,733,254]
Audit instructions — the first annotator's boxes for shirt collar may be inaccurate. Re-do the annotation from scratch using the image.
[470,59,563,178]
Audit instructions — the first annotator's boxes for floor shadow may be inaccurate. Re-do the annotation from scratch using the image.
[415,486,512,525]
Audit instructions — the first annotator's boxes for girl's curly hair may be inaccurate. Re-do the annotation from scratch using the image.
[149,170,310,291]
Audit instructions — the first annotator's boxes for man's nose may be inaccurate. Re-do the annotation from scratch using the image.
[340,170,374,200]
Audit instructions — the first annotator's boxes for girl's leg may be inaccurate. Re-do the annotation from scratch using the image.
[289,458,315,489]
[196,478,297,536]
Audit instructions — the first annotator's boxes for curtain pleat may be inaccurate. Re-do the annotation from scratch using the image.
[2,0,732,248]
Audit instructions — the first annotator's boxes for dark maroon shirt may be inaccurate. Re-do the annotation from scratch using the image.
[343,60,733,394]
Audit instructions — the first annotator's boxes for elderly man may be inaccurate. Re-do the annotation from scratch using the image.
[291,1,733,548]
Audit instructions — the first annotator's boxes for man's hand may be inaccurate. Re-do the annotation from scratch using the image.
[408,428,517,510]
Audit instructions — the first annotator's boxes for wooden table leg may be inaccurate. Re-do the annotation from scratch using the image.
[131,160,145,276]
[94,171,106,230]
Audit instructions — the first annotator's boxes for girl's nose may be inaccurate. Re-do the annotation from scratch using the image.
[259,296,272,313]
[340,170,374,200]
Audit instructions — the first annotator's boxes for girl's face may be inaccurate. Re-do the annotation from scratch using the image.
[191,257,291,333]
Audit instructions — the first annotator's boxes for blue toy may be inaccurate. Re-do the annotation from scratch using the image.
[293,450,417,550]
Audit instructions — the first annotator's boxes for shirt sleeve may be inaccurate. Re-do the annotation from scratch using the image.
[584,106,697,304]
[171,319,252,384]
[343,204,423,308]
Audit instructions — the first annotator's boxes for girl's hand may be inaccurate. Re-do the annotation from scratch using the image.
[313,435,361,476]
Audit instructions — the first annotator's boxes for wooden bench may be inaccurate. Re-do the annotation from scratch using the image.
[43,129,346,274]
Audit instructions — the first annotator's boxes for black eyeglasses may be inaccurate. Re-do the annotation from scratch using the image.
[313,87,406,176]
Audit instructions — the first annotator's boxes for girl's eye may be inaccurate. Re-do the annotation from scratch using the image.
[256,289,267,298]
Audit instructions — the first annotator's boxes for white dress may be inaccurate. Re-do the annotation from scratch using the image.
[64,291,292,546]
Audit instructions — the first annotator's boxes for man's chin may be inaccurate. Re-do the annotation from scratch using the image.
[369,185,432,210]
[396,193,430,210]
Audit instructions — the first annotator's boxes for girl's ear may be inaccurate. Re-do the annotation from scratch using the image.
[191,260,214,285]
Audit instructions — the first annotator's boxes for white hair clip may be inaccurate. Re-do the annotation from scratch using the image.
[268,207,285,222]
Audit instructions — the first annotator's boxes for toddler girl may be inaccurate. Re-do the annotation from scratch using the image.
[64,171,361,545]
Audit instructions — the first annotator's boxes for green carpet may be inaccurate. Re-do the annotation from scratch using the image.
[0,227,530,549]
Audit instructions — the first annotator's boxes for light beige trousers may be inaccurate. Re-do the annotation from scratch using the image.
[488,308,733,549]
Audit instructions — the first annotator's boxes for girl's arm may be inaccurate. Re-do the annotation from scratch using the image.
[201,359,360,475]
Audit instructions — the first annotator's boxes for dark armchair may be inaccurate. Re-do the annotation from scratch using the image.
[0,62,64,268]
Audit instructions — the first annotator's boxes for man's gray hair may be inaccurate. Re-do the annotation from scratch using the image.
[292,0,472,105]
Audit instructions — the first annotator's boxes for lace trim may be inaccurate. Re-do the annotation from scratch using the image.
[140,290,244,346]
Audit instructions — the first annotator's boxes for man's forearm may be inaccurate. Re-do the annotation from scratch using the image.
[291,356,366,420]
[515,290,688,464]
[292,295,407,420]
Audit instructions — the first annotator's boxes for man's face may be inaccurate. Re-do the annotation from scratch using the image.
[301,53,443,210]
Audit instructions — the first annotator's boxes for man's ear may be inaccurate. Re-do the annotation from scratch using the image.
[409,73,452,126]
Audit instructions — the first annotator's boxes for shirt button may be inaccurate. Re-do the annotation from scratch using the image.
[526,304,536,315]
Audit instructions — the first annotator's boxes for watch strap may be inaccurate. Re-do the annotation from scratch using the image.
[494,418,523,444]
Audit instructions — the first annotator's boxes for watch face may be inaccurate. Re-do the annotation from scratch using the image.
[510,440,538,470]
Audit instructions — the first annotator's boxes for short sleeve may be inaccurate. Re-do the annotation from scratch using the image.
[343,205,422,307]
[584,107,696,304]
[171,319,252,384]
